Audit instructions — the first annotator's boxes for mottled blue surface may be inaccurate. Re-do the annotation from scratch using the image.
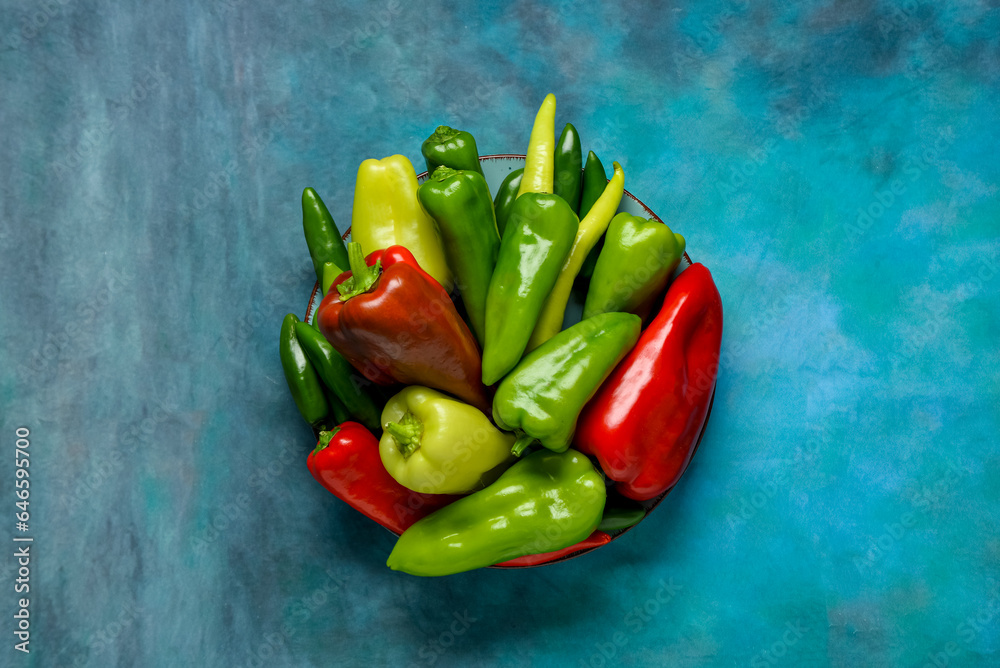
[1,1,998,666]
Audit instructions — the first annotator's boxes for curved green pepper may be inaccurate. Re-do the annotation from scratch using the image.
[417,167,500,345]
[598,504,647,532]
[279,313,328,428]
[421,126,484,177]
[302,188,350,285]
[481,193,579,385]
[583,213,686,320]
[554,123,582,213]
[293,321,382,433]
[492,167,523,238]
[386,449,606,576]
[493,312,641,456]
[577,151,609,281]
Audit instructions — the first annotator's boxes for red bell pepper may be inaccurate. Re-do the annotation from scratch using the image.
[495,530,612,568]
[307,422,458,534]
[575,263,723,501]
[316,242,490,413]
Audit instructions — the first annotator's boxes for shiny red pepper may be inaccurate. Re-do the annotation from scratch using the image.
[316,243,491,413]
[495,530,612,568]
[575,263,723,501]
[307,422,458,534]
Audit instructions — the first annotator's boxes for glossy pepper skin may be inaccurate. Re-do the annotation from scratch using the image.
[517,94,557,197]
[302,188,350,284]
[494,312,641,456]
[527,162,625,351]
[481,193,579,385]
[279,313,328,428]
[583,213,686,321]
[420,126,485,178]
[577,151,609,281]
[293,320,382,433]
[496,530,611,568]
[417,167,500,345]
[492,167,523,238]
[350,154,453,291]
[379,386,513,495]
[386,449,606,576]
[553,123,582,213]
[576,263,723,501]
[316,242,491,412]
[308,422,457,535]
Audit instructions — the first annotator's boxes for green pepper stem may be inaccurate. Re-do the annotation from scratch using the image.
[430,165,460,181]
[430,125,460,143]
[313,428,340,456]
[510,432,536,457]
[384,412,423,459]
[336,242,380,301]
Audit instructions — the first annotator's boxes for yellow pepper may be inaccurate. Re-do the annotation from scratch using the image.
[517,94,557,197]
[525,161,625,351]
[350,154,453,291]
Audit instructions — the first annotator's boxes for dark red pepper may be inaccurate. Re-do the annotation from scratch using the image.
[307,422,458,534]
[575,263,723,501]
[495,530,612,568]
[316,242,490,412]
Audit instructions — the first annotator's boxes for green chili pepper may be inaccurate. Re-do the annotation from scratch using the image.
[492,167,523,238]
[481,193,579,385]
[293,321,382,433]
[417,167,500,345]
[493,312,641,456]
[577,152,609,281]
[302,188,350,285]
[324,388,351,426]
[598,504,647,532]
[386,449,606,576]
[583,213,686,321]
[279,313,328,428]
[554,123,582,213]
[420,126,484,177]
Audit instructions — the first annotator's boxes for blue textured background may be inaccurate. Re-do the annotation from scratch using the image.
[1,1,998,666]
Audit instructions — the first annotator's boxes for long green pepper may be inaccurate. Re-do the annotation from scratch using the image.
[387,449,606,576]
[492,167,523,238]
[553,123,582,213]
[417,167,500,345]
[293,321,382,433]
[279,313,328,428]
[577,152,609,281]
[302,188,350,284]
[493,311,641,456]
[481,193,579,385]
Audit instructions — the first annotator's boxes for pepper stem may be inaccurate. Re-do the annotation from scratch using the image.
[313,428,340,456]
[430,125,460,143]
[336,242,381,301]
[510,432,536,457]
[430,166,460,182]
[384,412,423,459]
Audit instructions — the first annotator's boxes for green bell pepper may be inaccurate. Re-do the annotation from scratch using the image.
[493,312,641,456]
[553,123,582,213]
[577,151,609,281]
[379,386,513,495]
[386,448,606,576]
[492,167,523,238]
[481,193,579,385]
[421,126,484,177]
[417,167,500,345]
[583,213,686,320]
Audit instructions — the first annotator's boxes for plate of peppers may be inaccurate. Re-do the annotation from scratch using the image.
[280,94,723,576]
